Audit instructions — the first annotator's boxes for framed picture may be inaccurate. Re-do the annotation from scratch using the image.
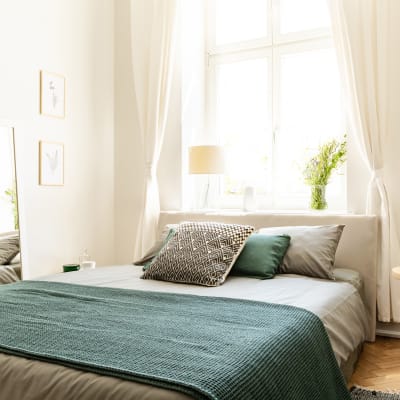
[40,71,65,118]
[39,141,64,186]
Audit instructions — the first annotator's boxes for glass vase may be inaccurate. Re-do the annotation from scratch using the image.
[310,185,327,210]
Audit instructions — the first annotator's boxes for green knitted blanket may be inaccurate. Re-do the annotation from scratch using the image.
[0,281,351,400]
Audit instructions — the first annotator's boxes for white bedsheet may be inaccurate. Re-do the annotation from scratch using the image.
[41,265,368,367]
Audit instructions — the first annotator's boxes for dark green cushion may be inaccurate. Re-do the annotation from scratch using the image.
[143,228,176,271]
[231,234,291,279]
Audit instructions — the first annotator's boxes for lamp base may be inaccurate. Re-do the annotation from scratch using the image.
[192,174,221,210]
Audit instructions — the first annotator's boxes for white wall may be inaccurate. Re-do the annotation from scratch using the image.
[0,0,114,278]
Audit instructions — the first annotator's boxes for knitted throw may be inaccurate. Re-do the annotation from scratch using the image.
[0,281,351,400]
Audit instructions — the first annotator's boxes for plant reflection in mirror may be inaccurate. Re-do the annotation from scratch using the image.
[4,183,18,230]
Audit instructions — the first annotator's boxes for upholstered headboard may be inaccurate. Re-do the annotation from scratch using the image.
[159,211,378,341]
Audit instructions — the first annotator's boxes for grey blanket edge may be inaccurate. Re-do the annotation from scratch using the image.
[0,346,200,399]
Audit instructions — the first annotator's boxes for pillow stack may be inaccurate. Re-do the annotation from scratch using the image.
[135,222,344,286]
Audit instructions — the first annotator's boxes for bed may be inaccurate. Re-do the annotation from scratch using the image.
[0,213,377,400]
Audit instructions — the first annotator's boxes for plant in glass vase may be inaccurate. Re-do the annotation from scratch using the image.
[303,136,346,210]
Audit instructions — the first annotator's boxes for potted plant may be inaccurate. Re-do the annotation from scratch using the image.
[303,137,346,210]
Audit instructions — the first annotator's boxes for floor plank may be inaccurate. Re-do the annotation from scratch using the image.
[349,336,400,391]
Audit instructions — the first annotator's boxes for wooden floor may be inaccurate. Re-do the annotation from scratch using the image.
[349,336,400,391]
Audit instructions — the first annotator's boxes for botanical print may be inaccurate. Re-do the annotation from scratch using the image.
[40,71,65,118]
[39,141,64,186]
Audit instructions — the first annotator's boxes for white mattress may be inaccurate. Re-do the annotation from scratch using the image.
[42,265,368,368]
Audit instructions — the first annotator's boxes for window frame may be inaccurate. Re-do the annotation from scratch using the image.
[204,0,346,210]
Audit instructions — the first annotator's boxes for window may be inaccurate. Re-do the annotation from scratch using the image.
[205,0,345,210]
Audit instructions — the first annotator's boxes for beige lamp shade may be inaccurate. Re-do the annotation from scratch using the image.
[188,145,225,174]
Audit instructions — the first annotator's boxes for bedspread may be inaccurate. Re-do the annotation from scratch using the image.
[0,281,350,400]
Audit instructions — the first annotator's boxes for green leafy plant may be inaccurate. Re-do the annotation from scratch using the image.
[303,137,347,209]
[4,185,19,230]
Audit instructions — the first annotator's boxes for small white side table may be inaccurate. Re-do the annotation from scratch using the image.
[392,267,400,280]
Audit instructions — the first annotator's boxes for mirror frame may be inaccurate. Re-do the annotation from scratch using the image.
[0,121,26,279]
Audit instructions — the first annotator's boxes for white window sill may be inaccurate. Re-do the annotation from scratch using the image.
[161,209,355,217]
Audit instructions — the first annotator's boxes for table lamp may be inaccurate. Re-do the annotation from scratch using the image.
[188,145,225,209]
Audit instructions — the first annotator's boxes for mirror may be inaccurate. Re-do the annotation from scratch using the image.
[0,126,21,283]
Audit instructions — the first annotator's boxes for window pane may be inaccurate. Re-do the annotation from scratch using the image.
[276,48,344,205]
[280,0,330,34]
[216,58,271,195]
[215,0,268,45]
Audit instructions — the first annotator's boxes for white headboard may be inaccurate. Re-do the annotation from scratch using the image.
[159,211,378,341]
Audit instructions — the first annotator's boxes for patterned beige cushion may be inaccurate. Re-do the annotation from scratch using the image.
[142,221,254,286]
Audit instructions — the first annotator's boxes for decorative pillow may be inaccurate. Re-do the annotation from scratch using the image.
[0,233,20,265]
[133,224,179,266]
[0,265,20,284]
[230,234,291,279]
[258,225,345,280]
[142,221,254,286]
[142,228,176,271]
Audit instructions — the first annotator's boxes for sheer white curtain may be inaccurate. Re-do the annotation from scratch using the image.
[329,0,400,322]
[130,0,178,257]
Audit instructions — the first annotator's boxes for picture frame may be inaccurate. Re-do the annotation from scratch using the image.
[39,141,64,186]
[40,70,65,118]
